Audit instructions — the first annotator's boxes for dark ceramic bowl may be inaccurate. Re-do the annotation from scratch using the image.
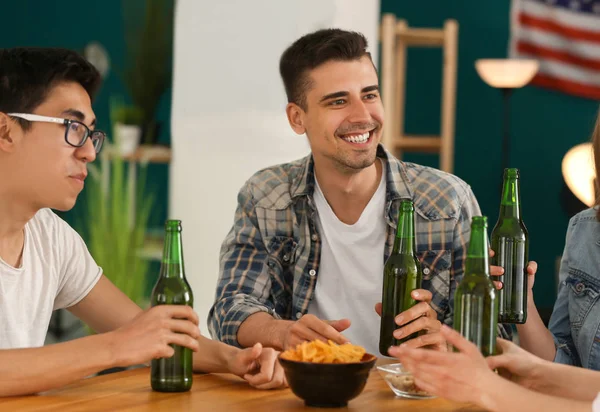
[278,353,377,408]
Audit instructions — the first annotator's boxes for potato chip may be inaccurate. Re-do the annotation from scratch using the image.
[281,340,367,363]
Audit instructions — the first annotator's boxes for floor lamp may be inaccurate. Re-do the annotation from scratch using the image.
[475,59,539,172]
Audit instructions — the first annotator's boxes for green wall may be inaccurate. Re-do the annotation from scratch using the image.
[381,0,599,310]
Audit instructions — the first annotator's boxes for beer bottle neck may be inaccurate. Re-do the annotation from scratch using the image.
[392,208,416,256]
[465,223,490,276]
[161,230,185,279]
[498,176,521,220]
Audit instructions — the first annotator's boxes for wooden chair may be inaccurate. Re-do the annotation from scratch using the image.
[380,14,459,173]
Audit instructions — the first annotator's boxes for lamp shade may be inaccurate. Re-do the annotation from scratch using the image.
[562,142,596,207]
[475,59,539,88]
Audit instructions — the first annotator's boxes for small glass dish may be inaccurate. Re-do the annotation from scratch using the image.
[376,363,436,399]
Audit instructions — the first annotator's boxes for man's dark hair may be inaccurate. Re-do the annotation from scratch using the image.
[0,47,101,129]
[279,28,371,110]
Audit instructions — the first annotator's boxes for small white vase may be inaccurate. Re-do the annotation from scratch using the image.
[114,123,142,156]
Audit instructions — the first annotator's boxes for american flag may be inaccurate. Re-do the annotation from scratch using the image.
[510,0,600,100]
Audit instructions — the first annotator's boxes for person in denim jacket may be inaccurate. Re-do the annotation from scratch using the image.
[500,110,600,370]
[549,207,600,368]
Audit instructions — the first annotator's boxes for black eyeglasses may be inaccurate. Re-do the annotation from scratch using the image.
[7,113,106,154]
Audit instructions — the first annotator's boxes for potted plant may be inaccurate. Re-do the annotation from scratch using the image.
[110,97,144,156]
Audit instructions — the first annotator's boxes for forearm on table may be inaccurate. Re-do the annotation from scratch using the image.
[0,333,116,397]
[515,294,556,361]
[193,335,239,374]
[237,312,293,350]
[481,374,591,412]
[534,361,600,401]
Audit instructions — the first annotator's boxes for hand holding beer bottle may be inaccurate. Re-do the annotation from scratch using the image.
[375,289,444,351]
[377,200,443,356]
[107,304,201,367]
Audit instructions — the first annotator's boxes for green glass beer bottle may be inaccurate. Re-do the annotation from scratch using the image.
[379,199,423,356]
[150,219,194,392]
[491,168,529,324]
[454,216,497,356]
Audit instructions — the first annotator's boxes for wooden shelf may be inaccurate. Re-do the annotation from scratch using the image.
[397,28,445,46]
[105,145,172,164]
[379,27,447,47]
[136,246,163,262]
[136,229,165,262]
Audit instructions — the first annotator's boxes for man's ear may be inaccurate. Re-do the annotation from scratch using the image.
[0,113,16,153]
[285,103,307,135]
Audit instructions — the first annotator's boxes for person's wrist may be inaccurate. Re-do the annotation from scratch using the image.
[274,320,294,350]
[224,345,242,376]
[98,331,121,368]
[529,359,553,393]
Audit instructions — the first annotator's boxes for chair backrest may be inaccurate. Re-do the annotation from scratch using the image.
[380,14,459,173]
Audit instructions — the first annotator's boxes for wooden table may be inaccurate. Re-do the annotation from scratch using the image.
[1,368,485,411]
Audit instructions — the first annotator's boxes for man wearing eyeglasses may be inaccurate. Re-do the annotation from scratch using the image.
[0,47,286,396]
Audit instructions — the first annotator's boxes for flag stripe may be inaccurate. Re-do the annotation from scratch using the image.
[519,12,600,43]
[517,52,600,85]
[527,0,600,14]
[532,73,600,99]
[521,0,600,31]
[516,26,600,60]
[517,41,600,70]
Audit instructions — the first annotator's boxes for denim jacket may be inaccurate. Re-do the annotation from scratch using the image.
[549,207,600,369]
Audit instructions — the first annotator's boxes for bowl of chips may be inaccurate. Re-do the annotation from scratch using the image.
[279,340,376,408]
[376,363,435,399]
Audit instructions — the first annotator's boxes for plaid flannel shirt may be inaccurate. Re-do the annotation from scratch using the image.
[208,145,507,346]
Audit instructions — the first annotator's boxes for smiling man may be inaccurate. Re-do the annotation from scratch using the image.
[208,29,483,355]
[0,47,286,396]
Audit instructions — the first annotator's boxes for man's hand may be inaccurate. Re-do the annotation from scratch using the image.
[282,314,350,350]
[227,343,288,390]
[375,289,445,351]
[108,305,201,366]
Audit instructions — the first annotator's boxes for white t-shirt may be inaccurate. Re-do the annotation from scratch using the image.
[308,161,387,355]
[594,393,600,412]
[0,209,102,349]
